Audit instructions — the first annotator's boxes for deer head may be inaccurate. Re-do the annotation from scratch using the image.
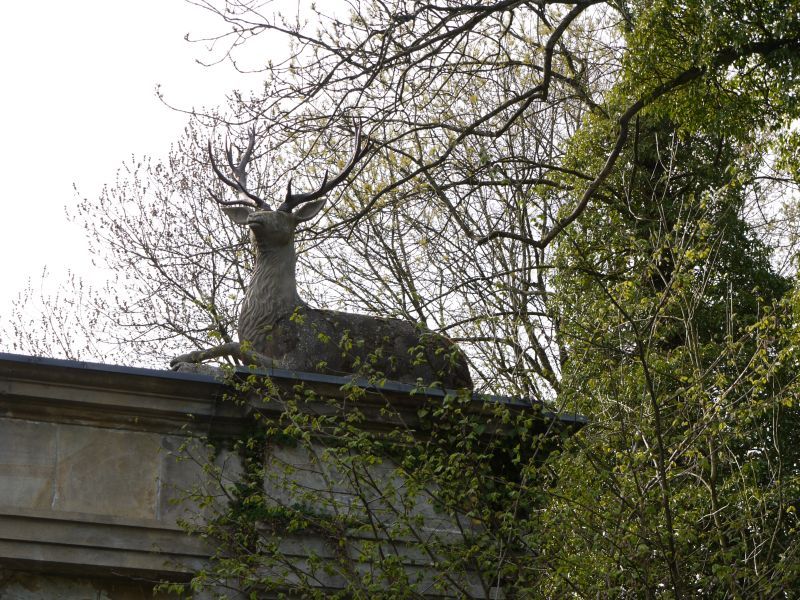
[207,125,370,248]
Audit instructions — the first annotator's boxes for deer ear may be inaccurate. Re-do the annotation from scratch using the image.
[292,198,327,222]
[222,206,253,225]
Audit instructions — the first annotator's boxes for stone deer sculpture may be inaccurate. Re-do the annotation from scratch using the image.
[171,127,472,389]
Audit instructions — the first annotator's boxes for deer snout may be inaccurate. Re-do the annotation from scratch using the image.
[246,211,295,245]
[247,210,295,229]
[245,211,273,231]
[246,210,268,223]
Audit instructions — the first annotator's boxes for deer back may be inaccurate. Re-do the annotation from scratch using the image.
[251,306,473,388]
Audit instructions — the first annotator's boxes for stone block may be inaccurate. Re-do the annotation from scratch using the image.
[265,441,464,538]
[0,419,57,510]
[158,436,241,527]
[53,425,161,520]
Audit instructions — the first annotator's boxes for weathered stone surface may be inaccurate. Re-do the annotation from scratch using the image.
[53,426,161,520]
[158,436,242,527]
[267,442,466,536]
[0,419,57,510]
[0,354,229,587]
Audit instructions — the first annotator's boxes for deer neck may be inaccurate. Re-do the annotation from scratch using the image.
[245,243,305,322]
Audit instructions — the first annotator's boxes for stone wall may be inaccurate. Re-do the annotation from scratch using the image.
[0,353,239,597]
[0,353,584,598]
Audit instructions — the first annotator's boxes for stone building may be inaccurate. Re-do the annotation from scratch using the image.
[0,352,583,598]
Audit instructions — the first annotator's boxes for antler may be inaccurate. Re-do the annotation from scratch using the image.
[207,128,271,209]
[277,124,370,213]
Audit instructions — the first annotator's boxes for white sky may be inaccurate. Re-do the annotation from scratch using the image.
[0,1,277,325]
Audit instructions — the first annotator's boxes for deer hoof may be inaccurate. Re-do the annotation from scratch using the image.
[171,361,225,377]
[170,353,199,369]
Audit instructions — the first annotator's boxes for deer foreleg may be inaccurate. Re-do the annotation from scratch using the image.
[170,342,274,370]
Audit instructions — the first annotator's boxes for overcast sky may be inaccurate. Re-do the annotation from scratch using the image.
[0,1,275,325]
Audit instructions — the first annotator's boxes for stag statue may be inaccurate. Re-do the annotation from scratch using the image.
[171,126,472,389]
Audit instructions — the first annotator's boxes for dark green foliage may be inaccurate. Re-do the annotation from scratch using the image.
[540,115,800,596]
